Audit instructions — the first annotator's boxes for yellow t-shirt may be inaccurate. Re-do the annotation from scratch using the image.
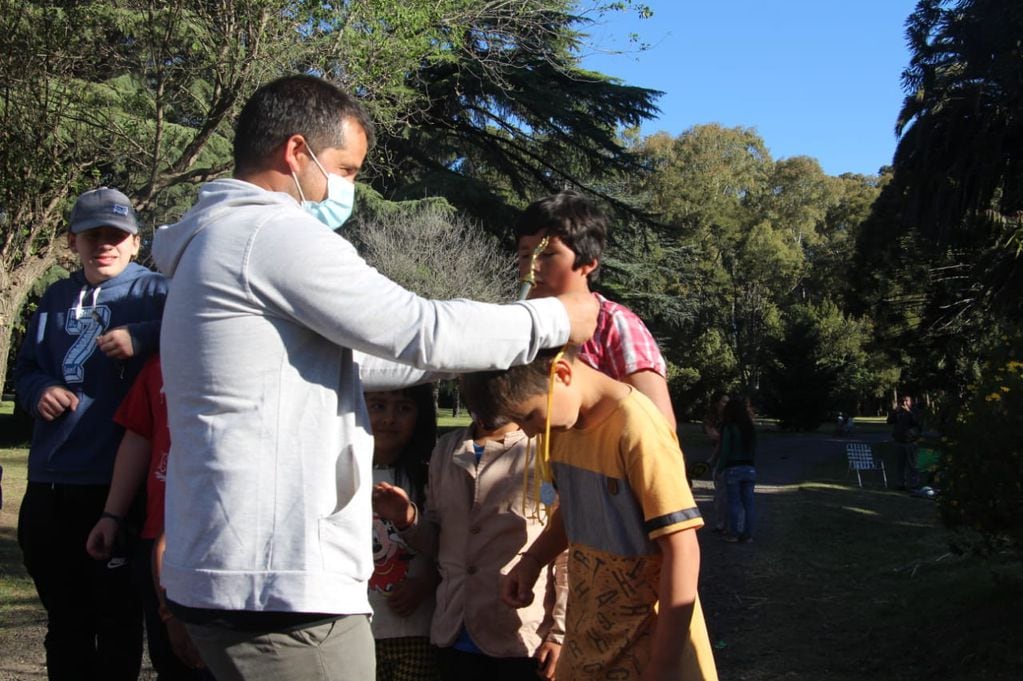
[550,390,718,680]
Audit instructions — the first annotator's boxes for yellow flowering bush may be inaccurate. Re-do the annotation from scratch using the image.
[939,333,1023,555]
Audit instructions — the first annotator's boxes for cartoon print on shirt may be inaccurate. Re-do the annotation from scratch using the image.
[369,515,413,594]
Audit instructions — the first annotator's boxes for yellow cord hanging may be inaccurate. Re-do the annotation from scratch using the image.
[522,344,566,522]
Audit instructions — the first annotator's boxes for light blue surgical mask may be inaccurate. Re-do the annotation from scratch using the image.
[292,148,356,231]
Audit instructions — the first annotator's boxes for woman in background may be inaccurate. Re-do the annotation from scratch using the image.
[716,395,756,544]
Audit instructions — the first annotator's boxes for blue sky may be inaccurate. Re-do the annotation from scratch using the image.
[581,1,920,176]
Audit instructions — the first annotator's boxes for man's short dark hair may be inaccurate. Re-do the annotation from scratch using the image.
[513,190,607,282]
[234,74,376,174]
[460,346,577,430]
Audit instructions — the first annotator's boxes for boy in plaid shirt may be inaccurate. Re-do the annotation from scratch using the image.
[514,191,676,429]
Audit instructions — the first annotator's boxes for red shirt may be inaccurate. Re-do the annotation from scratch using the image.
[113,356,169,539]
[579,293,667,380]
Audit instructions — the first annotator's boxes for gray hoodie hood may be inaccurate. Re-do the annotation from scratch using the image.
[153,178,296,278]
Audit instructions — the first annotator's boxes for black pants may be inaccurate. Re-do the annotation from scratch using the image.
[18,482,144,681]
[437,647,541,681]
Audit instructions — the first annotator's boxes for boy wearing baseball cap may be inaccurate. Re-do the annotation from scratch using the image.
[14,186,168,679]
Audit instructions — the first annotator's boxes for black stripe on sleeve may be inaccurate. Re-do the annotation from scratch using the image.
[645,507,702,534]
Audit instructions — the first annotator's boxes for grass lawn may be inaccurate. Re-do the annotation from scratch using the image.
[707,481,1022,680]
[0,445,40,638]
[702,443,1023,681]
[436,412,472,433]
[2,403,1020,679]
[1,400,36,640]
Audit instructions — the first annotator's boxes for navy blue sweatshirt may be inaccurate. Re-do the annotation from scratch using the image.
[15,262,168,485]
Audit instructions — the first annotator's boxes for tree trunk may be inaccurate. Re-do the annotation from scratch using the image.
[0,252,62,395]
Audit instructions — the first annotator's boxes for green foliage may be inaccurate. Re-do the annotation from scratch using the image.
[761,302,880,430]
[0,0,660,392]
[851,0,1022,471]
[600,225,699,331]
[613,122,896,409]
[639,125,772,237]
[370,1,662,226]
[761,305,836,430]
[938,326,1023,556]
[804,171,888,305]
[896,0,1023,258]
[666,328,739,420]
[858,0,1023,359]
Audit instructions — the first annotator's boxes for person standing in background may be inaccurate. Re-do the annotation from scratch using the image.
[888,394,922,490]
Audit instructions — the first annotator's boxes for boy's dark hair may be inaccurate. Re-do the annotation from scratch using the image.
[460,346,577,430]
[234,74,376,175]
[513,191,607,283]
[457,376,511,430]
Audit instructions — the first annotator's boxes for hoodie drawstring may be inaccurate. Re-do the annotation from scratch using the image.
[74,284,103,321]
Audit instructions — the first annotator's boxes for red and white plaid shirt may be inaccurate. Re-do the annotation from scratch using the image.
[579,293,667,380]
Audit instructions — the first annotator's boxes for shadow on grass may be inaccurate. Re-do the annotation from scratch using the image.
[701,480,1023,681]
[0,402,33,448]
[0,451,44,637]
[0,528,44,632]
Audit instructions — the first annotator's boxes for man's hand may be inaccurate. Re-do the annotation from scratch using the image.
[535,640,561,680]
[97,327,135,359]
[85,516,119,560]
[556,292,599,346]
[500,553,543,609]
[36,386,79,421]
[372,482,415,530]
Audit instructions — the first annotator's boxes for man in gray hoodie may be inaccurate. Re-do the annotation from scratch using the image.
[152,75,597,681]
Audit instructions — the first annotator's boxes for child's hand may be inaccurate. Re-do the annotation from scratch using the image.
[372,482,414,529]
[165,618,206,670]
[387,575,434,617]
[500,553,543,609]
[37,385,79,421]
[97,327,135,359]
[85,516,118,560]
[535,640,561,680]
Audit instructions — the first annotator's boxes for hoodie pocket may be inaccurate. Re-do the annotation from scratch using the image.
[317,441,373,579]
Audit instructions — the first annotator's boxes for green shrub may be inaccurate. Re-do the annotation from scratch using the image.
[938,331,1023,556]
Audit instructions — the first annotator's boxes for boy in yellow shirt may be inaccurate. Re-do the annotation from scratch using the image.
[461,347,717,680]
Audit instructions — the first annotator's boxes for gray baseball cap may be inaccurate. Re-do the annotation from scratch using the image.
[69,187,139,235]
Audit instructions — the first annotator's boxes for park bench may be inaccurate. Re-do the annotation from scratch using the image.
[846,442,888,488]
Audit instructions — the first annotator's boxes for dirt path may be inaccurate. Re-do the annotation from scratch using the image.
[685,427,890,678]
